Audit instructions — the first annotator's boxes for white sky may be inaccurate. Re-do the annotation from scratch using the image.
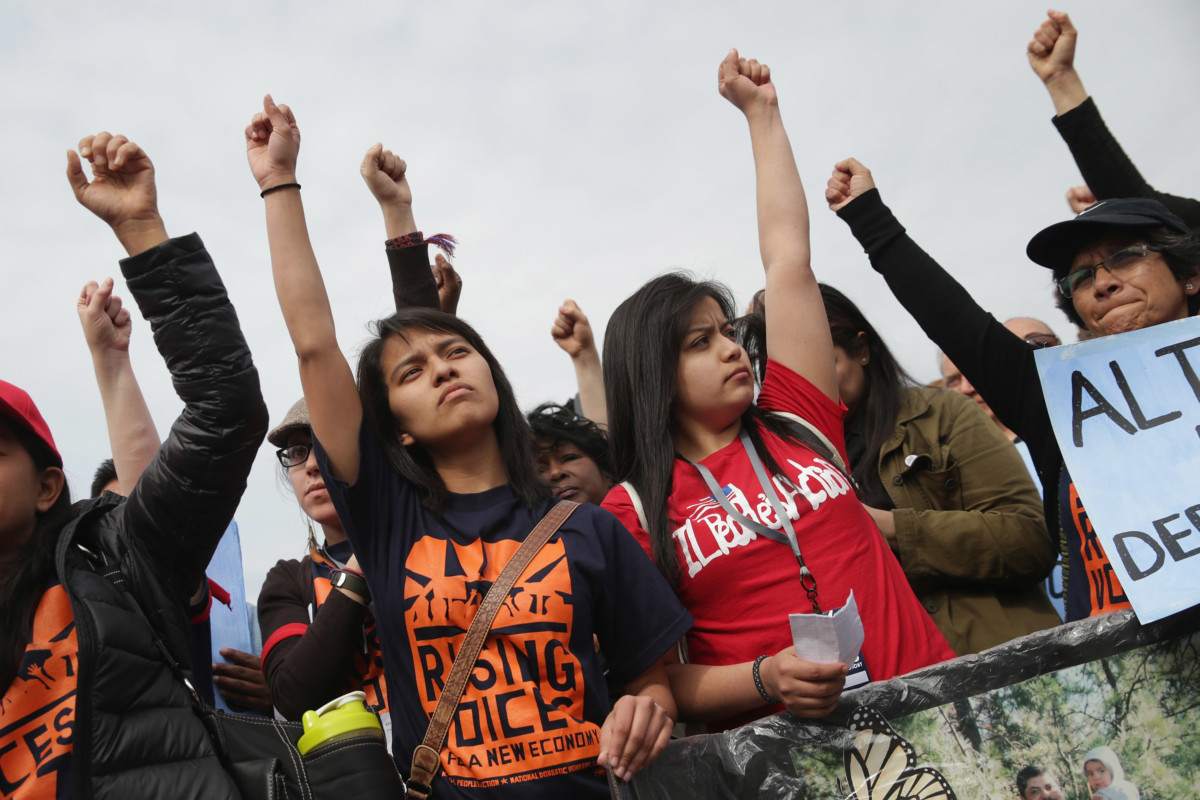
[3,0,1198,601]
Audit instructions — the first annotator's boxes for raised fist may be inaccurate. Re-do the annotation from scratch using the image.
[245,94,301,191]
[361,143,412,207]
[718,48,777,113]
[1027,10,1078,84]
[551,299,596,360]
[1065,184,1097,214]
[78,278,133,356]
[825,159,876,212]
[433,254,462,315]
[67,133,160,234]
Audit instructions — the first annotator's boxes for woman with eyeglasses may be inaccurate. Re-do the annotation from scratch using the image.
[827,159,1200,622]
[256,399,390,726]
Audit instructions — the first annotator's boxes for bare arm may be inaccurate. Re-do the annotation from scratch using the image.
[597,654,675,781]
[246,96,361,483]
[666,643,845,724]
[551,299,607,427]
[76,278,161,494]
[719,50,835,401]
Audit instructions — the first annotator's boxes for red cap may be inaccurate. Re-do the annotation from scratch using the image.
[0,380,63,467]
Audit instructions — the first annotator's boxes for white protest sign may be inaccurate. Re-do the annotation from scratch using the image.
[1035,315,1200,623]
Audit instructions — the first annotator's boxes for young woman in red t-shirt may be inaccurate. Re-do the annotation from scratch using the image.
[601,51,954,732]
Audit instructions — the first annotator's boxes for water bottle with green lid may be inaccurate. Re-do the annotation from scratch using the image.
[297,691,385,756]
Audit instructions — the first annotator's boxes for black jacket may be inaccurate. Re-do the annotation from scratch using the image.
[60,234,267,798]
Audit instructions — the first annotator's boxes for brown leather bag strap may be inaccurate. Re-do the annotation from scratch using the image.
[406,500,579,799]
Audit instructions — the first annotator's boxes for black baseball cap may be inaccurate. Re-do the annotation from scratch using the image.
[1026,197,1189,272]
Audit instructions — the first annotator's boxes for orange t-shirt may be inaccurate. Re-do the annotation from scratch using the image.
[0,585,78,799]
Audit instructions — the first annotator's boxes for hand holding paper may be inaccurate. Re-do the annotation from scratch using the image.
[789,590,865,668]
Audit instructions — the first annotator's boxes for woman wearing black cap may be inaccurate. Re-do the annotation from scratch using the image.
[826,158,1199,623]
[0,133,267,798]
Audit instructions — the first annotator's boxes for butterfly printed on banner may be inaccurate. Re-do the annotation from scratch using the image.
[843,706,956,800]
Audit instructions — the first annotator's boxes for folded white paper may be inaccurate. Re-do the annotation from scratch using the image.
[788,590,864,665]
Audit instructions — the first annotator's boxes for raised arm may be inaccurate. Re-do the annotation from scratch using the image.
[246,96,361,483]
[76,277,161,494]
[551,299,607,427]
[1027,11,1200,225]
[67,132,267,602]
[1026,10,1087,116]
[825,159,1052,451]
[719,50,835,401]
[361,144,463,315]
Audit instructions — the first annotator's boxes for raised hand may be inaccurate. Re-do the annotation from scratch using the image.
[718,48,777,114]
[66,133,166,255]
[1027,10,1087,114]
[78,278,133,356]
[825,158,876,212]
[362,142,417,238]
[760,646,846,718]
[433,254,462,315]
[550,299,596,360]
[245,94,301,192]
[1066,184,1097,214]
[1027,10,1077,84]
[360,143,412,207]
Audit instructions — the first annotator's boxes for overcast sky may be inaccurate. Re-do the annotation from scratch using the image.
[3,0,1197,600]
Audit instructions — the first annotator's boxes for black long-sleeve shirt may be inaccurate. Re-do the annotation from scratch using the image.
[837,189,1130,621]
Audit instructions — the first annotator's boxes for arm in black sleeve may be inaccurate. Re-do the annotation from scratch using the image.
[112,233,268,605]
[1053,97,1200,227]
[257,560,372,720]
[835,190,1053,449]
[388,242,440,311]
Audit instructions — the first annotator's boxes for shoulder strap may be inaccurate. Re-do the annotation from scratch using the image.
[406,500,579,800]
[618,481,648,531]
[769,410,848,473]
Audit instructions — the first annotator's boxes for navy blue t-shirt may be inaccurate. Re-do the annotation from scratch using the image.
[315,422,691,799]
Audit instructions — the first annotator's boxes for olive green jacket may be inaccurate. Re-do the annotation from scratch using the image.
[878,387,1060,655]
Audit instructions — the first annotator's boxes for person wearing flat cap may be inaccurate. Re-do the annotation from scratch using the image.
[255,398,391,729]
[826,155,1200,622]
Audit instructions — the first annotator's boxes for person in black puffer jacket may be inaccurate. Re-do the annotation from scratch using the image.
[0,131,266,799]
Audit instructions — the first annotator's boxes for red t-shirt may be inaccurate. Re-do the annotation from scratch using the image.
[602,360,954,728]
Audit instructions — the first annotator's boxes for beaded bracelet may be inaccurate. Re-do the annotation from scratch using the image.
[753,654,777,704]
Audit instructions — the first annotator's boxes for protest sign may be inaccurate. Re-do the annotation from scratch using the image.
[1034,315,1200,623]
[206,521,255,713]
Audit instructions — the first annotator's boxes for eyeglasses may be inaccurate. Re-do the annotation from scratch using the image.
[1024,332,1060,350]
[276,443,312,468]
[1058,244,1156,298]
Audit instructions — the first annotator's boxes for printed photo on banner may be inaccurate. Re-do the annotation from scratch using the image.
[1034,315,1200,622]
[791,631,1200,799]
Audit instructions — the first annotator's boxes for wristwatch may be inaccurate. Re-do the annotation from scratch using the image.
[330,569,371,603]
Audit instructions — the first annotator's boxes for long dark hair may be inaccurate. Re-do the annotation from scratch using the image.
[356,307,549,514]
[604,272,846,586]
[817,284,917,507]
[1,424,74,692]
